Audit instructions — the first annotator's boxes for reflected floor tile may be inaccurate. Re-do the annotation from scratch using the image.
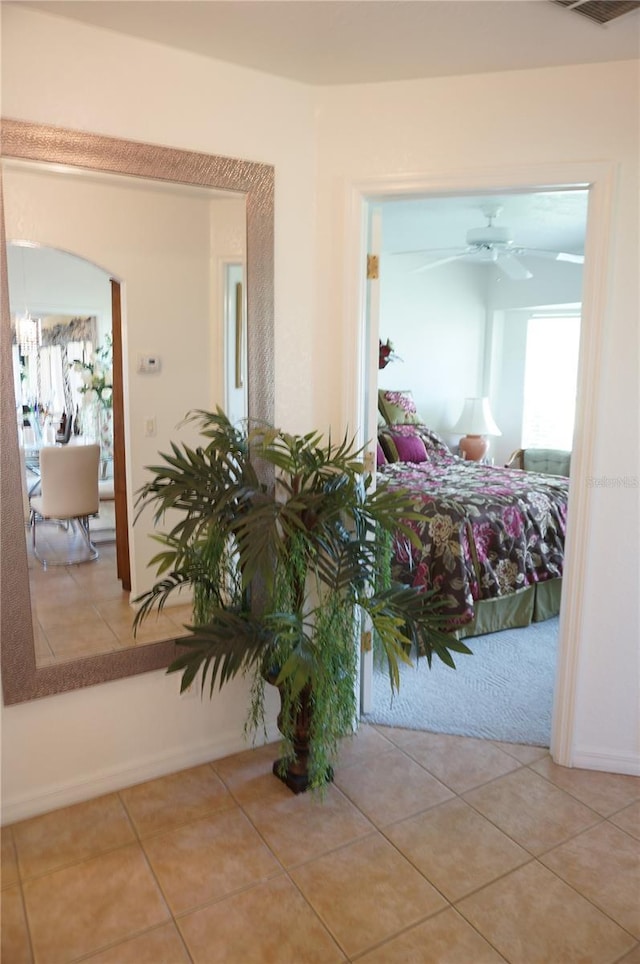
[290,832,447,958]
[358,906,505,963]
[334,747,453,827]
[457,860,635,964]
[112,615,179,644]
[463,766,600,854]
[241,782,373,867]
[45,622,122,659]
[540,821,640,938]
[178,875,345,963]
[120,764,234,837]
[12,793,135,880]
[23,843,170,963]
[142,808,280,914]
[386,797,530,901]
[531,756,640,816]
[94,598,137,623]
[1,884,32,964]
[83,922,190,963]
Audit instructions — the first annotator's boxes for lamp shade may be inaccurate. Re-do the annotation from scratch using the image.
[452,397,501,437]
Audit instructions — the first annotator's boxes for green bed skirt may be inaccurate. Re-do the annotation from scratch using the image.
[455,578,562,640]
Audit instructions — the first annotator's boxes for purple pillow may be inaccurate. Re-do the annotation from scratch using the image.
[376,442,387,467]
[391,432,428,463]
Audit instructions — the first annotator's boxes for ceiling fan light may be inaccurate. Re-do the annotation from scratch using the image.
[466,224,511,246]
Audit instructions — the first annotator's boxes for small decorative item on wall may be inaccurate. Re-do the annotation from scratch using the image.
[379,337,400,369]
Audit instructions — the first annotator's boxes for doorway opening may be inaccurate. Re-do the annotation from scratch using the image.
[361,182,595,752]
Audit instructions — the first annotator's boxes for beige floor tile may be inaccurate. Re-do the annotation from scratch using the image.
[463,766,600,855]
[334,747,453,827]
[493,741,550,765]
[457,860,635,964]
[618,944,640,963]
[373,725,424,748]
[531,756,640,816]
[212,742,292,809]
[94,598,138,623]
[32,622,55,661]
[12,793,135,880]
[120,764,234,837]
[69,570,126,601]
[83,922,191,963]
[44,620,122,660]
[1,885,33,963]
[386,797,530,901]
[142,808,280,914]
[241,782,373,867]
[178,875,345,963]
[335,723,395,768]
[290,832,448,958]
[114,615,180,645]
[357,906,505,963]
[611,800,640,840]
[33,601,102,630]
[400,730,522,793]
[23,843,170,963]
[1,827,19,888]
[164,603,194,630]
[540,821,640,938]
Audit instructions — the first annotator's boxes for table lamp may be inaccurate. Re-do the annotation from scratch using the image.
[452,397,501,462]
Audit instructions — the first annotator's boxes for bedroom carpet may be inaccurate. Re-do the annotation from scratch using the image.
[364,617,559,747]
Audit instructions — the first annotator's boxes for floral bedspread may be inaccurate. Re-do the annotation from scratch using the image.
[378,455,569,627]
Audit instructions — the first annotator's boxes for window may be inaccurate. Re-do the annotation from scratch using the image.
[521,314,581,450]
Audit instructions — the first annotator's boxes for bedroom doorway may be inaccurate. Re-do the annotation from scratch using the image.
[348,164,612,764]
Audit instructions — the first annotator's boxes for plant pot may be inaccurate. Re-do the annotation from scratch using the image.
[269,677,333,794]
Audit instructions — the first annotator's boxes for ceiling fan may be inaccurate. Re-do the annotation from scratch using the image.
[396,204,584,281]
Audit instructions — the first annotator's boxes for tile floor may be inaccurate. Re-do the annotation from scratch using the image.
[27,526,190,666]
[2,725,639,963]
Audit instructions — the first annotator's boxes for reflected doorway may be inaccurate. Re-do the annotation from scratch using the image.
[8,242,134,664]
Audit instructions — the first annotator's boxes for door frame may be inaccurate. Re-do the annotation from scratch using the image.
[344,160,615,766]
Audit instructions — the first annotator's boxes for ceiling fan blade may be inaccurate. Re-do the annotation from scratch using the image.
[516,247,584,264]
[555,252,584,264]
[496,253,533,281]
[412,252,466,273]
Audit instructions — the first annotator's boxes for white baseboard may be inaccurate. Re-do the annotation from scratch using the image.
[2,722,281,825]
[570,746,640,777]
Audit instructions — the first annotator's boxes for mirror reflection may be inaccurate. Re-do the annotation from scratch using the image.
[4,164,247,667]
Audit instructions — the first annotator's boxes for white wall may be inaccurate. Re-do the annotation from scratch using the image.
[1,4,316,822]
[1,6,638,821]
[378,257,487,438]
[315,59,639,774]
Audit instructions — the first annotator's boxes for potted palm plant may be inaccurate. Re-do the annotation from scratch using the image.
[134,410,470,792]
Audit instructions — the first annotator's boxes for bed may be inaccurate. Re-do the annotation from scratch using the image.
[376,401,568,639]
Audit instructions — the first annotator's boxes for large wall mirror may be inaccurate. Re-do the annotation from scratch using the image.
[1,119,274,705]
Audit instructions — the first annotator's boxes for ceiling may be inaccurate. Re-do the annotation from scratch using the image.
[380,189,589,269]
[14,0,640,86]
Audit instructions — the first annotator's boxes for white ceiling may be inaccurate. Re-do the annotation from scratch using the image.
[14,0,640,86]
[380,189,589,256]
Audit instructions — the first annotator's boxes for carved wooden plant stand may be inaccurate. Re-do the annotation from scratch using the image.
[271,682,333,794]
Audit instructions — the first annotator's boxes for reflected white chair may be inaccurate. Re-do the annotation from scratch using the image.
[30,444,100,568]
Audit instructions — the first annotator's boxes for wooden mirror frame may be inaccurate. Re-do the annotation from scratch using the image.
[0,119,274,705]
